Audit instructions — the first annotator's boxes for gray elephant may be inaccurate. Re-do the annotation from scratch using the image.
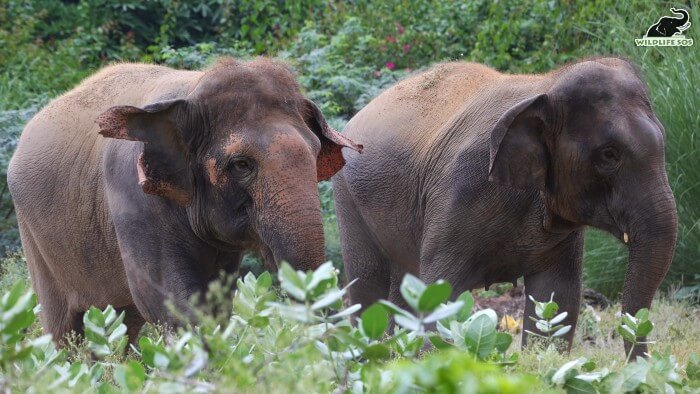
[333,58,677,357]
[646,8,690,37]
[8,58,361,343]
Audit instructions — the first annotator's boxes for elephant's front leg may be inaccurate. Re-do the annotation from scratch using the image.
[522,232,584,351]
[123,253,209,326]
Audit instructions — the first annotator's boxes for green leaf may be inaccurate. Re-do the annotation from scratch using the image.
[636,320,653,337]
[257,271,272,290]
[310,288,345,310]
[552,325,572,338]
[399,274,426,311]
[423,301,464,323]
[622,313,637,330]
[361,303,388,340]
[494,332,513,353]
[634,308,649,322]
[564,377,596,394]
[617,325,636,343]
[417,280,451,312]
[463,310,498,359]
[248,315,270,328]
[394,314,421,331]
[686,353,700,381]
[542,302,559,320]
[377,300,412,318]
[619,361,649,391]
[278,262,306,301]
[455,291,474,322]
[114,361,146,391]
[362,343,391,361]
[307,262,336,292]
[428,334,453,350]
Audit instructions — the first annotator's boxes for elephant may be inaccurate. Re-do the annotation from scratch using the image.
[646,8,690,37]
[333,57,677,357]
[8,58,361,343]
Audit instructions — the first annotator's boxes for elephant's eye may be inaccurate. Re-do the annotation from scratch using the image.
[596,146,621,169]
[231,158,254,173]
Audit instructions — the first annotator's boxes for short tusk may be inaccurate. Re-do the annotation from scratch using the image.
[623,233,629,244]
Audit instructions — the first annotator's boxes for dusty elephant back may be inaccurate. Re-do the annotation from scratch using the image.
[7,64,201,310]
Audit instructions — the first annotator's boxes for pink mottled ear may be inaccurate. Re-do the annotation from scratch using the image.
[96,100,194,206]
[301,99,363,181]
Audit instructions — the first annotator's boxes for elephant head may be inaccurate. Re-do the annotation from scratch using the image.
[489,58,677,356]
[646,8,690,37]
[97,58,362,271]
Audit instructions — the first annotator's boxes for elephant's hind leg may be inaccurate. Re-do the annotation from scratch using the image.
[17,220,83,345]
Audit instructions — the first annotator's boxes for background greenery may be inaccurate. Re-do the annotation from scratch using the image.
[0,0,697,298]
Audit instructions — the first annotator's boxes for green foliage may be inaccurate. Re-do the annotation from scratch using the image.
[2,266,698,392]
[526,292,573,343]
[82,305,127,358]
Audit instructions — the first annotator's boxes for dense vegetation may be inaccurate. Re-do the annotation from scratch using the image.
[0,0,698,392]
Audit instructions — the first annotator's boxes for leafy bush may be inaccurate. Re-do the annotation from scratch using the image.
[2,264,699,392]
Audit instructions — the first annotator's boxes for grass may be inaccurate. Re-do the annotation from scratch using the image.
[516,297,700,377]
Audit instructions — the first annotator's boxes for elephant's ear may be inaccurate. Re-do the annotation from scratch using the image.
[301,99,363,181]
[489,94,550,191]
[96,99,194,206]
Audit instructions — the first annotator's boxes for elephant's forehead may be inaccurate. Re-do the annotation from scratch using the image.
[221,124,312,156]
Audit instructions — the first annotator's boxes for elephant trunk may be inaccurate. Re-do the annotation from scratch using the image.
[255,178,326,272]
[621,187,677,358]
[671,8,689,25]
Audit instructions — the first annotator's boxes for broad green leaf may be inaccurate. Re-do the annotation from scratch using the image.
[686,353,700,380]
[307,262,336,291]
[550,311,568,325]
[399,274,426,311]
[636,320,654,337]
[257,271,272,290]
[108,323,127,343]
[328,304,361,320]
[361,303,388,340]
[362,343,391,361]
[622,313,637,330]
[542,302,559,320]
[635,308,649,322]
[86,307,105,327]
[114,361,146,391]
[377,300,412,318]
[417,280,451,312]
[553,325,572,338]
[428,334,453,350]
[278,262,306,301]
[463,309,498,359]
[248,315,270,328]
[455,291,474,322]
[310,288,345,310]
[564,377,596,394]
[551,358,587,385]
[617,325,636,342]
[394,314,421,331]
[494,332,513,353]
[423,301,464,323]
[619,361,649,391]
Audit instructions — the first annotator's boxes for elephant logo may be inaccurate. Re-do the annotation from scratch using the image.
[645,8,690,37]
[636,8,694,47]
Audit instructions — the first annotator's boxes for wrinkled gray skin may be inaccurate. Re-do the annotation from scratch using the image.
[8,58,360,343]
[333,58,677,357]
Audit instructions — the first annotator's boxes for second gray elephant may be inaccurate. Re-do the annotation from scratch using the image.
[333,58,677,357]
